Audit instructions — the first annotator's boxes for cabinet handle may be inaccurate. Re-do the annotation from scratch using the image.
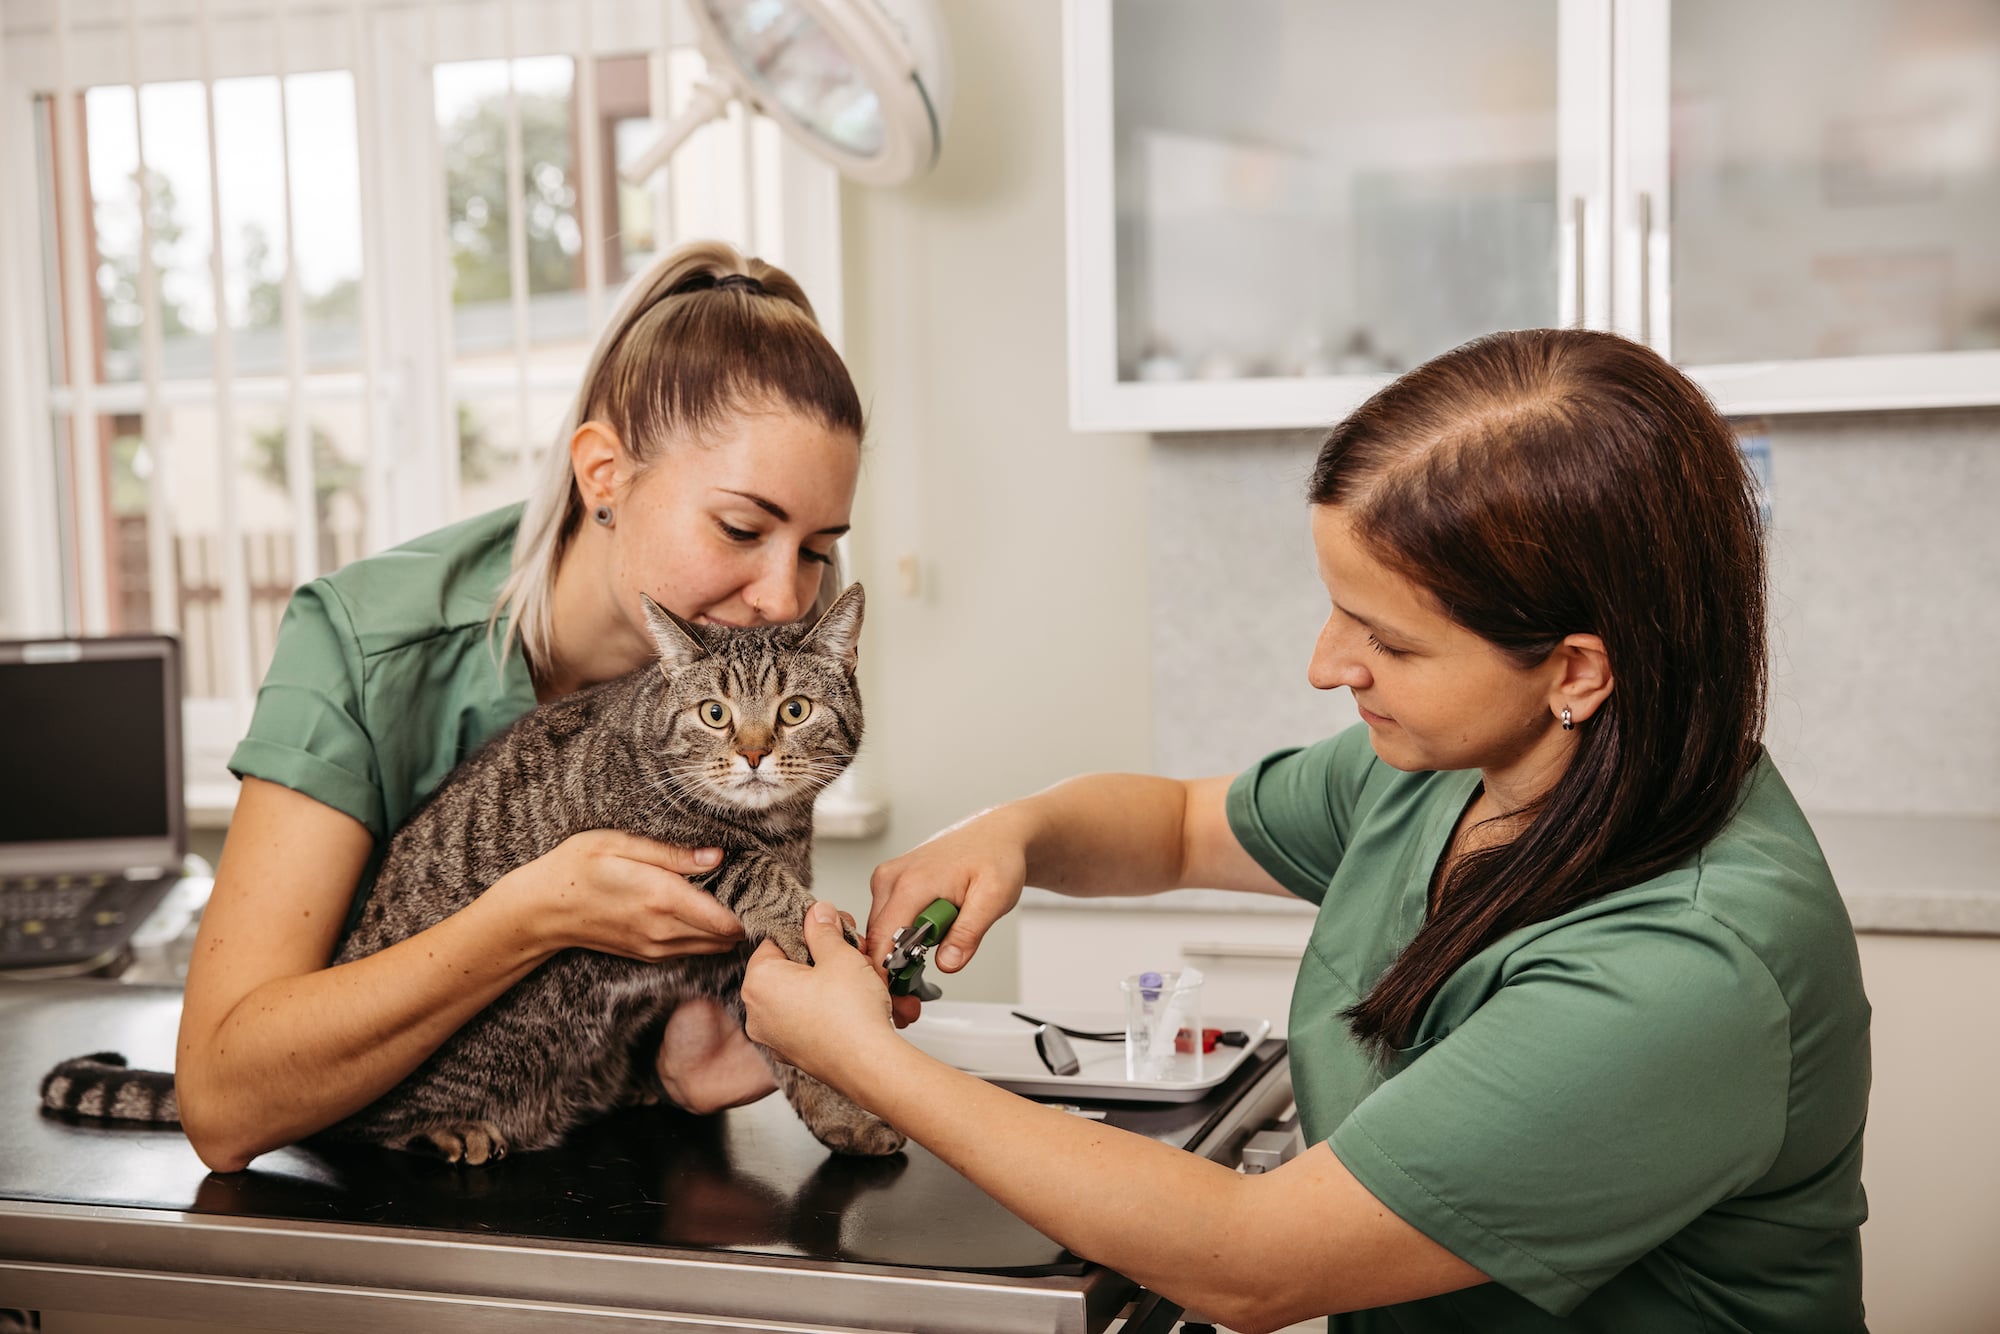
[1181,941,1306,962]
[1571,195,1587,329]
[1637,190,1654,346]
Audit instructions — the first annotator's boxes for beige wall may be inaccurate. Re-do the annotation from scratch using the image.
[814,0,1154,999]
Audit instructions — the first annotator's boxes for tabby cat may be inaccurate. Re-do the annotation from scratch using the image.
[40,583,904,1163]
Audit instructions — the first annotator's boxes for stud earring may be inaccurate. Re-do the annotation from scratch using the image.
[593,505,613,527]
[1560,707,1573,731]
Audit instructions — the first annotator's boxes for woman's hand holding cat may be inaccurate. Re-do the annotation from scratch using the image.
[743,901,897,1086]
[503,829,747,961]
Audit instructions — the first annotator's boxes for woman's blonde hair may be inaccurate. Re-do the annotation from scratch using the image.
[492,240,865,672]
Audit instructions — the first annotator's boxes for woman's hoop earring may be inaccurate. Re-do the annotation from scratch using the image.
[1561,707,1574,731]
[593,505,614,528]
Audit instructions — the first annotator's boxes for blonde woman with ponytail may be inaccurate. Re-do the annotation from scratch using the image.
[176,242,866,1172]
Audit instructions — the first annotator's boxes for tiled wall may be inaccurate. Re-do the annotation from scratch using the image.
[1762,410,2000,816]
[1148,429,1353,780]
[1148,409,2000,821]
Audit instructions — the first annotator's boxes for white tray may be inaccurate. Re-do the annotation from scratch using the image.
[900,1001,1272,1103]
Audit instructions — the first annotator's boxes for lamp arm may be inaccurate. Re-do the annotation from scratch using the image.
[619,75,737,187]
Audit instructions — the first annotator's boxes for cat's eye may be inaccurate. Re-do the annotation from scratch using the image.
[697,700,732,728]
[779,696,812,725]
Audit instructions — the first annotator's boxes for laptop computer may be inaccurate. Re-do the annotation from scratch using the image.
[0,634,187,976]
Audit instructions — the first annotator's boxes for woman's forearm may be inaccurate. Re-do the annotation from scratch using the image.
[836,1036,1284,1327]
[176,884,548,1170]
[746,909,1476,1332]
[866,774,1278,982]
[1008,773,1199,898]
[826,1036,1472,1331]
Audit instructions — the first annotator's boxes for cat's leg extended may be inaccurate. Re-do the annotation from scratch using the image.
[712,857,906,1157]
[763,1046,907,1157]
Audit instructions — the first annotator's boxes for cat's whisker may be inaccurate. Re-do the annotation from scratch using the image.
[594,776,685,821]
[649,767,742,822]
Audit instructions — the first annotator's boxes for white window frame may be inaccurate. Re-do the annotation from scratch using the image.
[1,0,846,807]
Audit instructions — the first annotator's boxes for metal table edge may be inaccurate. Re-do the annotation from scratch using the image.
[0,1049,1293,1333]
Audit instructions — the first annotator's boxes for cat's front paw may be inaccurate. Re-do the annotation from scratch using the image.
[399,1120,510,1165]
[813,1112,906,1158]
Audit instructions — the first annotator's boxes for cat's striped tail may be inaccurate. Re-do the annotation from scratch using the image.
[40,1052,179,1124]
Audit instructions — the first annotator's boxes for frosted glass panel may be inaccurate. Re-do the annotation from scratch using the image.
[1111,0,1560,383]
[1671,0,2000,363]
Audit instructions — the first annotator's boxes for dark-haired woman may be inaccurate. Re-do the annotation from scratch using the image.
[743,328,1870,1333]
[176,241,864,1171]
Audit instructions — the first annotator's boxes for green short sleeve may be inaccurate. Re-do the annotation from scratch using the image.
[1329,909,1792,1316]
[1225,724,1380,904]
[228,582,386,839]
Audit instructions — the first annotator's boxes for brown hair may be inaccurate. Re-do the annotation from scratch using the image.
[494,240,865,668]
[1308,328,1768,1055]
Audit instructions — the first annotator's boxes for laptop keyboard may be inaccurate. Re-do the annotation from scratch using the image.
[0,872,172,970]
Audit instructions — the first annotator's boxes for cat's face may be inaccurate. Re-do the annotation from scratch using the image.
[641,584,864,813]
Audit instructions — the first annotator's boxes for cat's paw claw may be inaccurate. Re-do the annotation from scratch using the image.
[415,1121,509,1165]
[615,1082,662,1108]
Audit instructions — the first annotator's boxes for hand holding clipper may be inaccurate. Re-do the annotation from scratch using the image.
[884,898,959,1000]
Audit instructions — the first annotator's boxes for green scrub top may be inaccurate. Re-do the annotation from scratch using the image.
[228,504,539,918]
[1226,724,1870,1333]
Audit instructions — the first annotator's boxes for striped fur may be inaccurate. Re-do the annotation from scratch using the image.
[43,585,899,1163]
[40,1052,177,1123]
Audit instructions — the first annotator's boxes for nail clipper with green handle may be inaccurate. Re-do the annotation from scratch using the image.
[884,898,959,1000]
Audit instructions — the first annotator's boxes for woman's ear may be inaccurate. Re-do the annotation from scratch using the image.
[569,421,627,510]
[1550,632,1614,725]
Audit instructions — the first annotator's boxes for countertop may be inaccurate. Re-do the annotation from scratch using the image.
[1022,811,2000,937]
[0,980,1294,1333]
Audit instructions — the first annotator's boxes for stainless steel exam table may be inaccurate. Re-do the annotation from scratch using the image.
[0,980,1292,1332]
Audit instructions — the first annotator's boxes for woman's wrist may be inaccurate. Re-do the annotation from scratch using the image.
[952,798,1030,863]
[995,794,1062,888]
[809,1020,921,1111]
[472,862,562,966]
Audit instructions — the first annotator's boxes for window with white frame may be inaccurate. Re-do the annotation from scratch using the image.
[0,0,843,795]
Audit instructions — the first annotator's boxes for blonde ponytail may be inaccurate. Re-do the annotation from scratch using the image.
[490,240,863,673]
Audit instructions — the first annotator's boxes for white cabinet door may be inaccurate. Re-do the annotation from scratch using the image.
[1018,902,1314,1036]
[1065,0,1601,433]
[1066,0,2000,430]
[1623,0,2000,415]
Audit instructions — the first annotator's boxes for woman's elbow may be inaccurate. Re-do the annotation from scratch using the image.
[174,1076,258,1173]
[190,1140,256,1174]
[182,1122,257,1174]
[1184,1259,1322,1334]
[1199,1296,1293,1334]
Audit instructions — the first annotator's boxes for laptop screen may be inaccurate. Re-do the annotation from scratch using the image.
[0,637,183,864]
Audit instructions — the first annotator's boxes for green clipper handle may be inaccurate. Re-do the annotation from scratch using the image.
[886,897,960,1001]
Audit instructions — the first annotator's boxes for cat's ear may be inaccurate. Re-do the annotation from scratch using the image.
[799,582,864,674]
[642,594,710,676]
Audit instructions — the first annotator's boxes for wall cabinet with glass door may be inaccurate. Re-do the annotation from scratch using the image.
[1064,0,2000,433]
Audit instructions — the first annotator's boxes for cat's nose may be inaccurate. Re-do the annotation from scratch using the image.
[740,749,770,769]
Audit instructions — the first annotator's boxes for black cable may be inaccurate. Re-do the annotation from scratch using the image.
[1009,1011,1253,1051]
[1009,1010,1124,1042]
